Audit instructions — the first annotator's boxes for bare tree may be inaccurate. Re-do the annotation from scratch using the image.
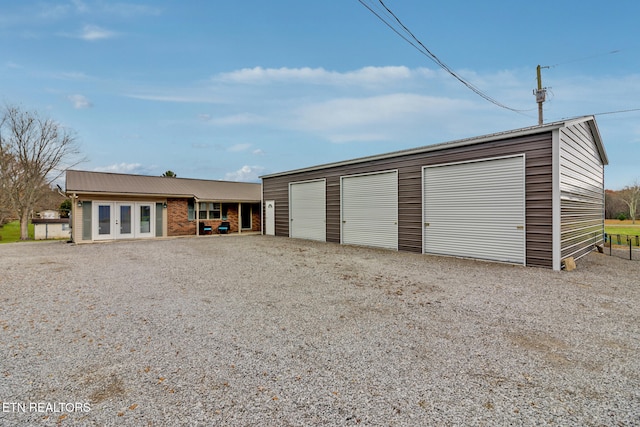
[0,105,82,239]
[0,149,15,226]
[618,180,640,224]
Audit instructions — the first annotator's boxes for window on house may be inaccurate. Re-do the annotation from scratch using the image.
[187,199,195,221]
[210,203,221,219]
[198,202,221,219]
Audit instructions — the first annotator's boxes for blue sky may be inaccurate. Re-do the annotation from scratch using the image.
[1,1,638,189]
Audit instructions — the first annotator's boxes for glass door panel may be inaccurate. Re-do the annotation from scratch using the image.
[98,205,111,235]
[94,203,115,240]
[117,204,133,238]
[139,205,151,233]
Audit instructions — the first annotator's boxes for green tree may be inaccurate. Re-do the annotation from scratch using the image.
[0,105,82,239]
[162,170,177,177]
[59,199,72,218]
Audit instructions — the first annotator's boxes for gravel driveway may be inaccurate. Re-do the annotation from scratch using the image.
[1,235,639,426]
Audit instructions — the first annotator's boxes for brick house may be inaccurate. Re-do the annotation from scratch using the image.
[65,170,261,243]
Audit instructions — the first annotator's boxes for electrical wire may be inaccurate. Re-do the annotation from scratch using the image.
[357,0,530,114]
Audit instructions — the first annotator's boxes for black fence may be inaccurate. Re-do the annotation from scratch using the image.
[604,233,640,261]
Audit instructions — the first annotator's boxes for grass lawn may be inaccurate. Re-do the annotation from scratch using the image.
[0,220,35,243]
[605,220,640,236]
[604,220,640,246]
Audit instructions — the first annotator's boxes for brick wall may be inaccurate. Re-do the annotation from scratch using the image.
[167,198,196,236]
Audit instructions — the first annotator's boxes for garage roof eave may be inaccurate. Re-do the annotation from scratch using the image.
[260,116,605,179]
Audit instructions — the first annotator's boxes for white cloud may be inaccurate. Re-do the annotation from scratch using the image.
[227,143,252,152]
[293,93,477,136]
[224,165,265,182]
[209,113,265,126]
[67,94,93,109]
[79,24,117,40]
[215,65,428,87]
[125,93,221,104]
[252,148,265,156]
[93,163,148,174]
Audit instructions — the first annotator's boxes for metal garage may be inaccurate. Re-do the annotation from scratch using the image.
[262,116,608,270]
[423,155,525,264]
[341,170,398,250]
[289,179,326,241]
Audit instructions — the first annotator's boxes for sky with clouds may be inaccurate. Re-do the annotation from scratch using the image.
[1,0,638,189]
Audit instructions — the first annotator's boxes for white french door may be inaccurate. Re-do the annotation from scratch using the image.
[116,203,133,239]
[94,203,115,240]
[94,202,155,240]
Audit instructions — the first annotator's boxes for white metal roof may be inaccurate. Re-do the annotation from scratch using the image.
[261,116,608,179]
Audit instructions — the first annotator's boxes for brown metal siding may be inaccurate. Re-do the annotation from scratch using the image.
[559,122,605,262]
[262,132,554,268]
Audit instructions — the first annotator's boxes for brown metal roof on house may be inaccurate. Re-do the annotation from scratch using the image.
[65,170,261,202]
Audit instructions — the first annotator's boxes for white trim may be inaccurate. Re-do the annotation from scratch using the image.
[552,129,561,270]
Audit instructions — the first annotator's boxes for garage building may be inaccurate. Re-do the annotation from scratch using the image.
[261,116,608,270]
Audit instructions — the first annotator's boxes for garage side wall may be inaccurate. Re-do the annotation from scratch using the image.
[262,132,554,268]
[559,122,605,262]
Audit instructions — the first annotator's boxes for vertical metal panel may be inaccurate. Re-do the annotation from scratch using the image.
[423,155,525,264]
[289,179,326,241]
[341,170,398,250]
[559,123,605,262]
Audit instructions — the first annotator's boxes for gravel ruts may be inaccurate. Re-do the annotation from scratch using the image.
[1,235,639,426]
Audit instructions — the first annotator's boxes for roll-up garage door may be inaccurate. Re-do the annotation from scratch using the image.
[341,170,398,250]
[289,179,326,241]
[423,155,525,264]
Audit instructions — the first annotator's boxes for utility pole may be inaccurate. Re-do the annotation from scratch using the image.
[534,65,548,125]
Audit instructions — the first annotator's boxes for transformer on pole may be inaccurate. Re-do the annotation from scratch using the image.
[534,65,549,125]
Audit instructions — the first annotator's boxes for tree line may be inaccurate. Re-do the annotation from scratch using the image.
[606,183,640,223]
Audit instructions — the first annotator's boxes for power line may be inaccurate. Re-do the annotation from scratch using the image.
[357,0,529,114]
[594,107,640,116]
[548,50,620,68]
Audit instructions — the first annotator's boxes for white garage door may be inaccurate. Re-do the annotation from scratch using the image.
[341,170,398,250]
[289,179,326,241]
[423,155,525,264]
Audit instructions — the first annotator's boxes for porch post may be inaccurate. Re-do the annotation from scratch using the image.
[195,197,200,236]
[238,203,241,234]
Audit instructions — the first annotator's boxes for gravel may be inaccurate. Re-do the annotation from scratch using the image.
[0,235,639,426]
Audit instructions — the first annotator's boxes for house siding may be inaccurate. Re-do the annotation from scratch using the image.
[559,122,605,262]
[263,132,554,268]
